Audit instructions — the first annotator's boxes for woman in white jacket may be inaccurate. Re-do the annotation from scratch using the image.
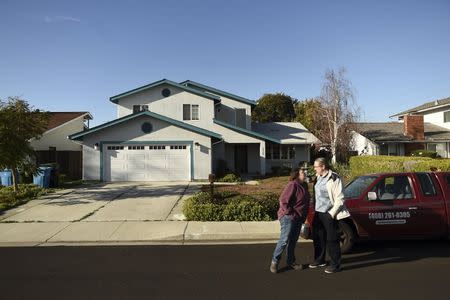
[309,157,350,274]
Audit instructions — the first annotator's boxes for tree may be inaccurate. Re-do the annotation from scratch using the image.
[312,68,359,164]
[293,98,323,130]
[0,97,50,192]
[252,93,296,122]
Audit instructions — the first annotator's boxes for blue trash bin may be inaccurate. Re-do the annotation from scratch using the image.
[0,170,12,186]
[33,167,52,188]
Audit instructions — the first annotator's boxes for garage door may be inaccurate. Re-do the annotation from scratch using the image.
[104,144,190,181]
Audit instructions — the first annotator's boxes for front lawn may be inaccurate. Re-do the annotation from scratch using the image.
[185,176,294,221]
[0,184,53,212]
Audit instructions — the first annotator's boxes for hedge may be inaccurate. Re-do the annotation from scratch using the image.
[182,191,278,221]
[349,155,450,179]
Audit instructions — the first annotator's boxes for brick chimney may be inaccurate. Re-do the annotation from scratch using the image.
[404,115,424,140]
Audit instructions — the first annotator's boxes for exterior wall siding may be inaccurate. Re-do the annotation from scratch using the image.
[214,96,252,130]
[116,84,215,129]
[421,107,450,130]
[31,117,84,151]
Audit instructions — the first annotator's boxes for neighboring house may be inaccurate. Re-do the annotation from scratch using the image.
[69,79,318,182]
[352,97,450,158]
[31,112,92,179]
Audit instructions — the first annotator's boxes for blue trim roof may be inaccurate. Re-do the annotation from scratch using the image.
[69,111,223,140]
[109,79,221,103]
[213,119,280,143]
[180,80,256,106]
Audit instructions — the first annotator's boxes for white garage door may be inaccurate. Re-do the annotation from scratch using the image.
[104,144,190,181]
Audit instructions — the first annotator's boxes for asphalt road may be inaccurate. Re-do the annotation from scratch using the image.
[1,240,449,300]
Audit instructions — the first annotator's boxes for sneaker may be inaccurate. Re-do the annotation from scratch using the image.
[309,262,327,269]
[270,261,278,274]
[324,266,342,274]
[288,263,304,270]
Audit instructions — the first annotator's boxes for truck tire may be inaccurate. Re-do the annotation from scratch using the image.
[338,220,355,254]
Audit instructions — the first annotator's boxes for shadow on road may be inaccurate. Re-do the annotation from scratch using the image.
[342,239,450,271]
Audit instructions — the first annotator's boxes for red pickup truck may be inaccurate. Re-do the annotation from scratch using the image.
[320,172,450,253]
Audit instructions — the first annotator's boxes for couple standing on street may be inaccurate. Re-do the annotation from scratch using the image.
[270,157,351,274]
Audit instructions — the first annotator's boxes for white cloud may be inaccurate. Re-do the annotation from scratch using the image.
[44,16,81,23]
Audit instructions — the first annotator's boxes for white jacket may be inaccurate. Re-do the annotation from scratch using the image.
[321,171,351,220]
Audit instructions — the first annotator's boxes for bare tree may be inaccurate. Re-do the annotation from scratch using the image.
[314,68,359,164]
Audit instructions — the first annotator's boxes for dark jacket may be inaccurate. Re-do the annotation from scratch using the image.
[277,179,310,221]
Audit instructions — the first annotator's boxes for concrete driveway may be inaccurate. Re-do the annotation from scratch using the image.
[1,182,190,223]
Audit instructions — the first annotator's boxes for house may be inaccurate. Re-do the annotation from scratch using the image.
[31,112,92,179]
[69,79,318,182]
[352,97,450,158]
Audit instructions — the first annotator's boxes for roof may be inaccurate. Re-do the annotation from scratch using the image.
[213,119,280,143]
[354,122,450,142]
[180,80,256,106]
[46,112,92,131]
[69,111,222,141]
[251,122,319,144]
[390,97,450,118]
[109,79,221,103]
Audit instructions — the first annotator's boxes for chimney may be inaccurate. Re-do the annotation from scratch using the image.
[404,115,424,140]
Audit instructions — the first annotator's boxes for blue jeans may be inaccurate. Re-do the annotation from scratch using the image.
[272,215,303,265]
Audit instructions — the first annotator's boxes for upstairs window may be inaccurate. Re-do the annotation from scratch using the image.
[235,109,246,128]
[133,105,141,114]
[444,111,450,123]
[183,104,199,120]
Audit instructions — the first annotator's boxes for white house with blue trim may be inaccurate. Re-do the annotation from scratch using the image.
[69,79,318,181]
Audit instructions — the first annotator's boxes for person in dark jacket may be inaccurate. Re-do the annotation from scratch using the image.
[270,168,310,273]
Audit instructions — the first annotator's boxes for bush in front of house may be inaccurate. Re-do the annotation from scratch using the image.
[0,184,51,211]
[182,191,278,221]
[348,155,450,179]
[410,150,439,158]
[216,173,242,182]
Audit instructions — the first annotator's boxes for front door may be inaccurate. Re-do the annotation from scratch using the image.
[234,145,248,173]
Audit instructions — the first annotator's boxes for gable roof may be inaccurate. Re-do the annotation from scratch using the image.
[69,110,222,141]
[109,79,221,103]
[47,112,92,131]
[390,97,450,118]
[355,122,450,142]
[180,80,256,106]
[251,122,319,144]
[213,119,280,143]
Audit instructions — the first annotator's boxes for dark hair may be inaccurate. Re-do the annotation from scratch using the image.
[314,157,330,170]
[289,168,300,181]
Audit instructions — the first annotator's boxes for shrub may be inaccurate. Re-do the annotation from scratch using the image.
[411,150,439,158]
[182,191,278,221]
[348,155,449,179]
[217,173,241,182]
[0,184,51,211]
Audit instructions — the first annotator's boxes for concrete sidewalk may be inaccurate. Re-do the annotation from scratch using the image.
[0,220,313,247]
[0,181,312,247]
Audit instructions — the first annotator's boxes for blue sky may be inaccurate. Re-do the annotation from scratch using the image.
[1,0,449,126]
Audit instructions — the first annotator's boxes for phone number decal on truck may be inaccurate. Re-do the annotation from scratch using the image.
[368,211,411,220]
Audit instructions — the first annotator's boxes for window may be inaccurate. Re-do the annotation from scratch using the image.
[183,104,199,120]
[272,144,280,159]
[192,105,199,120]
[417,173,437,196]
[344,176,378,199]
[447,175,450,187]
[162,88,171,97]
[235,109,246,128]
[444,111,450,123]
[107,146,124,150]
[133,105,141,114]
[370,175,413,200]
[170,145,187,150]
[149,145,166,150]
[266,144,296,160]
[128,146,144,150]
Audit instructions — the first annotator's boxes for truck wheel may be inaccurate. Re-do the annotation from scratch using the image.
[338,221,355,254]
